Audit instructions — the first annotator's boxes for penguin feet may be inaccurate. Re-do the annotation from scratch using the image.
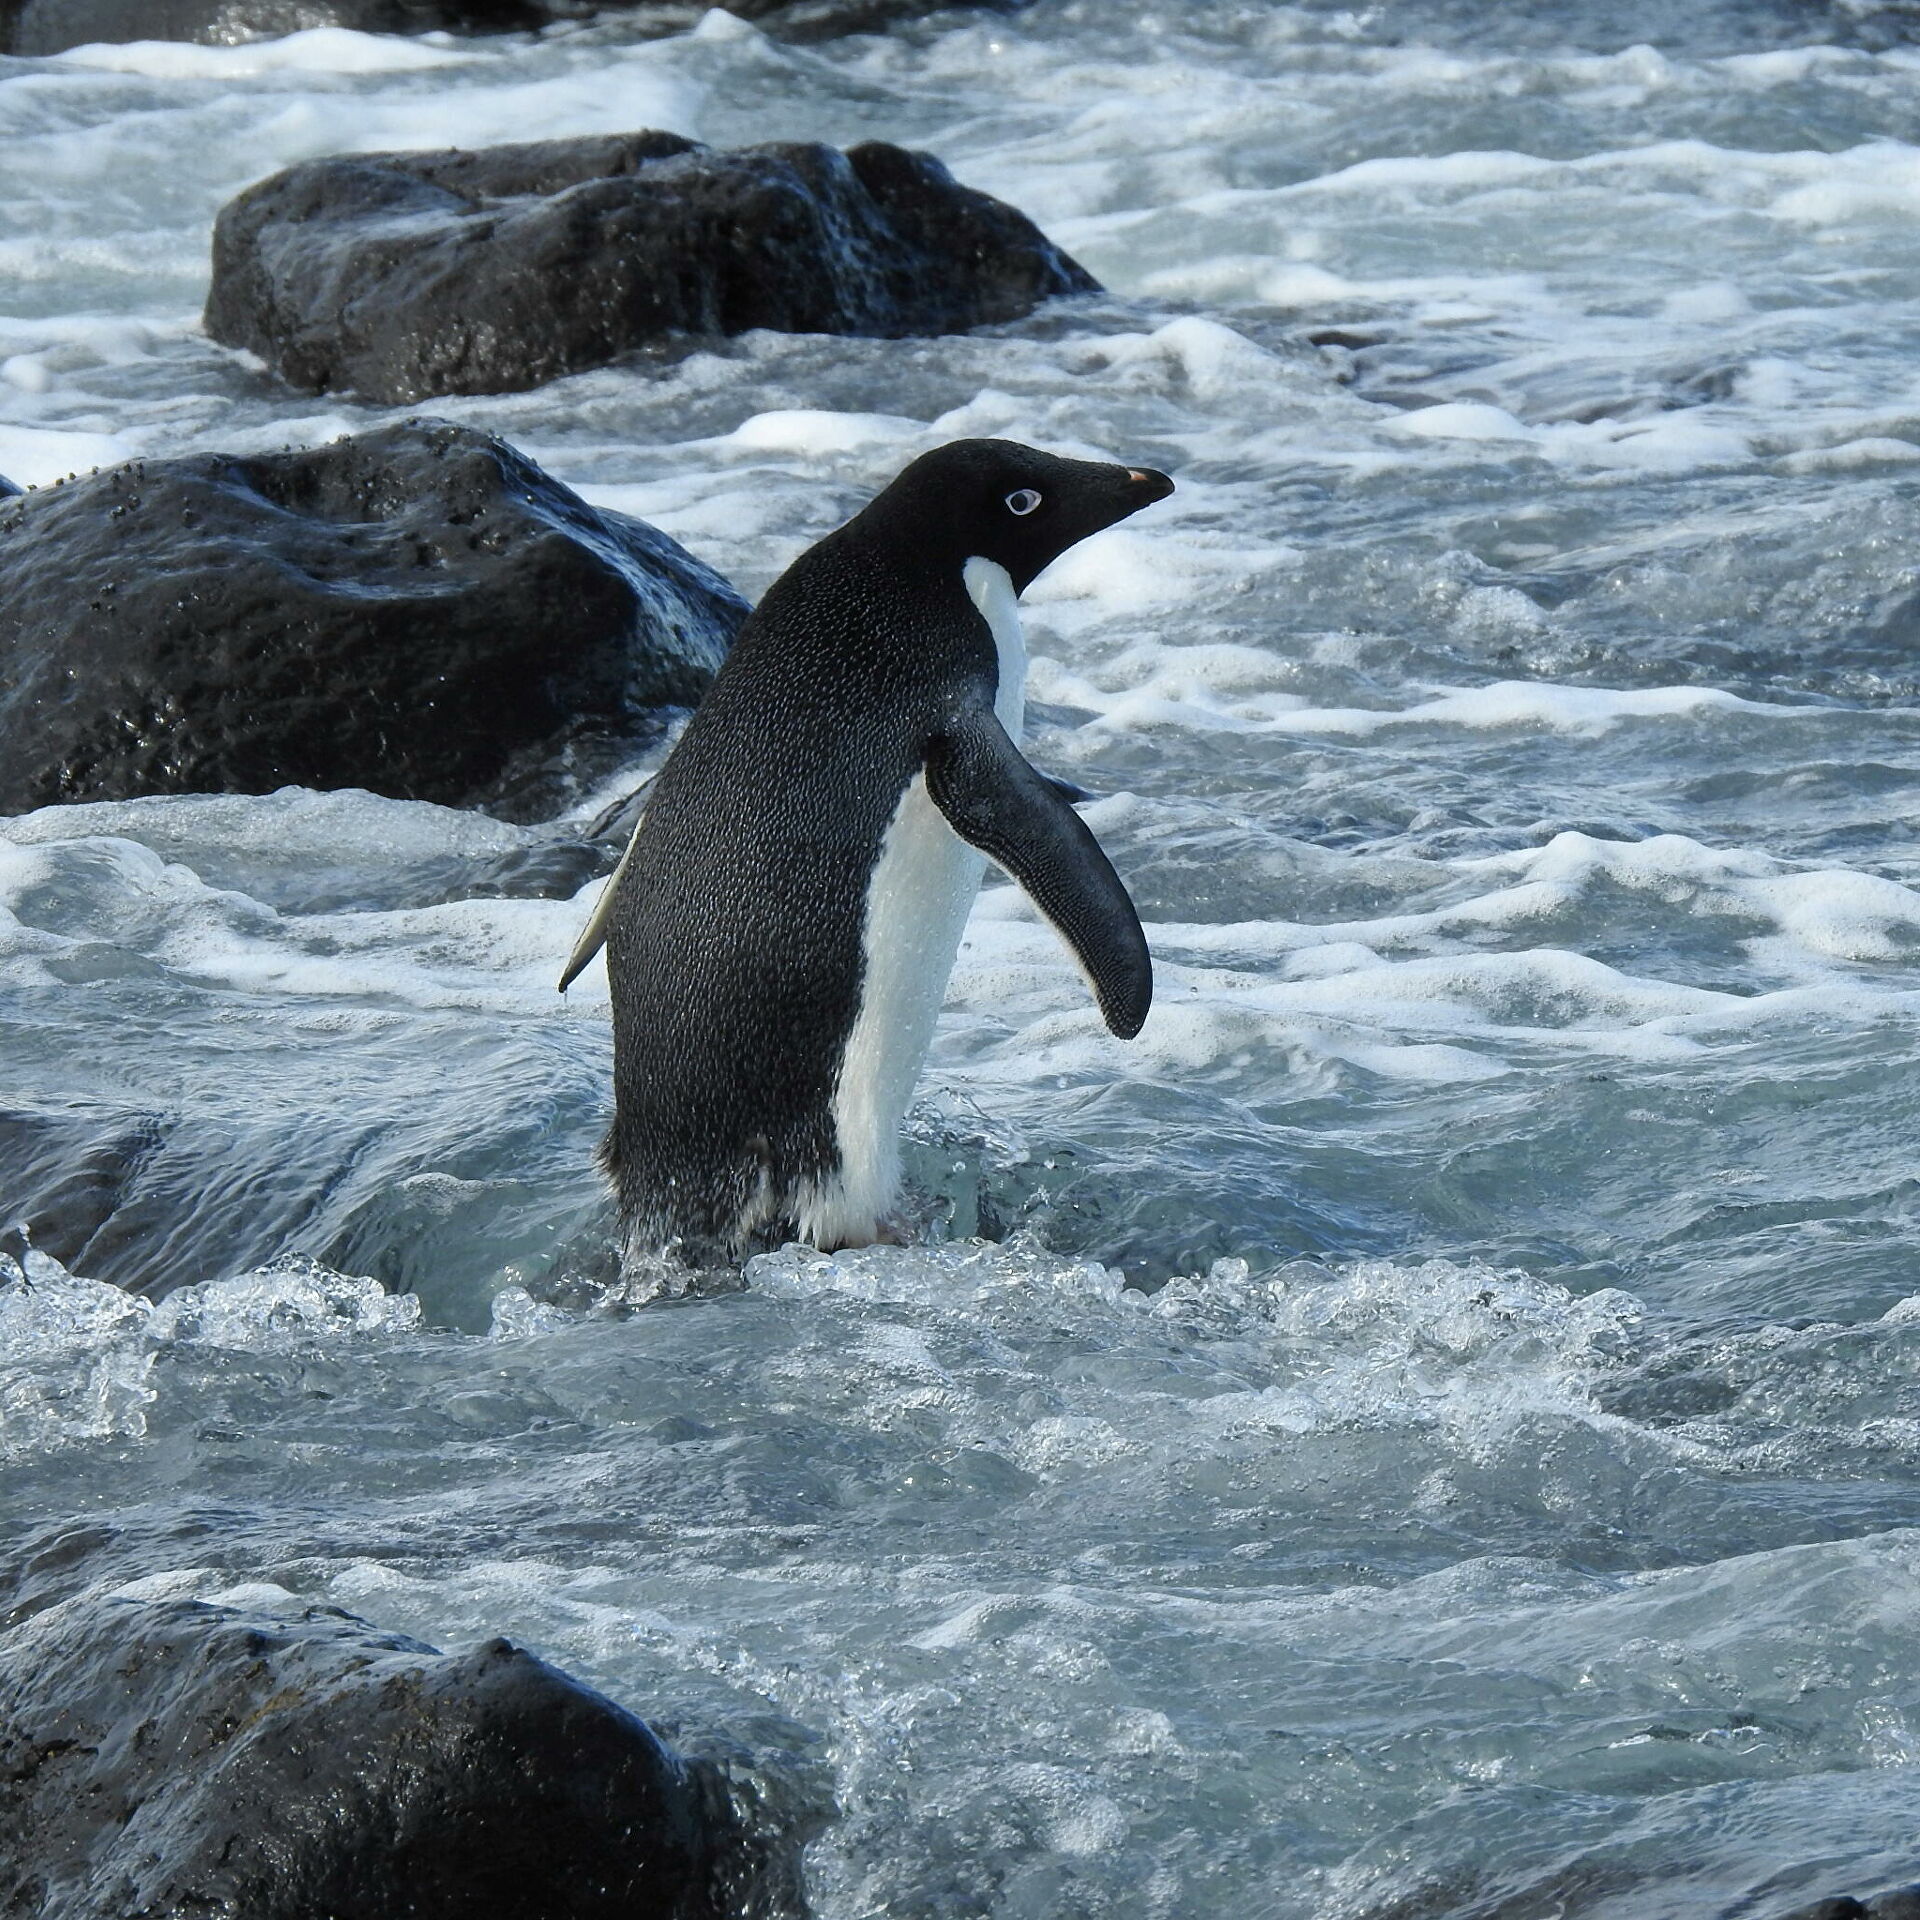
[818,1201,929,1253]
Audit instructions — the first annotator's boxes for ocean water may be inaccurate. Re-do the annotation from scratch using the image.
[4,3,1920,1914]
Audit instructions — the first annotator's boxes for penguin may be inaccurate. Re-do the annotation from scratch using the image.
[583,437,1173,1267]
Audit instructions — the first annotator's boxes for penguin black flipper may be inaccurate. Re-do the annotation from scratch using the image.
[926,704,1151,1039]
[1042,772,1097,806]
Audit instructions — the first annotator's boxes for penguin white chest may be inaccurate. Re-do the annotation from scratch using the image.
[800,559,1024,1247]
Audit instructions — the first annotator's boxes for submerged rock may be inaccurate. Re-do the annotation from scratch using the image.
[0,1590,812,1919]
[0,0,1000,55]
[1775,1891,1920,1920]
[204,132,1100,403]
[0,418,746,818]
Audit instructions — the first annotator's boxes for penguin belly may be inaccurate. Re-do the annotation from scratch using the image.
[799,776,985,1247]
[797,557,1026,1248]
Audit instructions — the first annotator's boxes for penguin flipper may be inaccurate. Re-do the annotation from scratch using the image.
[1042,772,1098,806]
[926,705,1151,1038]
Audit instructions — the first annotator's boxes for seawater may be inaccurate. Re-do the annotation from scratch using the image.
[4,5,1920,1915]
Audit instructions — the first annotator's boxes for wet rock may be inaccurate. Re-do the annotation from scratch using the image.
[0,1589,812,1919]
[0,0,438,48]
[1774,1890,1920,1920]
[0,473,19,497]
[204,131,1100,404]
[0,0,998,56]
[0,0,560,53]
[0,418,746,818]
[0,0,529,51]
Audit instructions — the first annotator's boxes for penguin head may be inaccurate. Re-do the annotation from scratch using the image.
[860,437,1174,595]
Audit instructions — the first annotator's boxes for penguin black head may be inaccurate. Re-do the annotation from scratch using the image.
[854,437,1174,595]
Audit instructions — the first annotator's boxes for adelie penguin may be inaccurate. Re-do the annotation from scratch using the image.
[564,437,1174,1268]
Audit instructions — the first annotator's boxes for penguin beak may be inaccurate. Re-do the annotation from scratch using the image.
[1124,467,1175,506]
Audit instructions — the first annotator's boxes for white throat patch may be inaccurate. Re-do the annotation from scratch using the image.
[964,555,1026,736]
[799,558,1028,1249]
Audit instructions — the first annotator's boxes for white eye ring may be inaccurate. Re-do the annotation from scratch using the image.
[1005,488,1042,516]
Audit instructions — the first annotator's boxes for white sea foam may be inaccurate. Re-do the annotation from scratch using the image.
[1779,435,1920,473]
[1,787,531,864]
[0,421,131,485]
[1024,661,1815,738]
[0,830,601,1011]
[939,816,1920,1097]
[50,26,479,76]
[707,408,925,456]
[1024,526,1299,630]
[187,58,703,170]
[1460,832,1920,965]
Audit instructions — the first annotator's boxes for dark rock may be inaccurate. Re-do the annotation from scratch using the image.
[204,131,1100,404]
[0,0,1003,56]
[0,0,561,53]
[0,418,746,818]
[0,1590,813,1919]
[1774,1893,1920,1920]
[0,472,19,497]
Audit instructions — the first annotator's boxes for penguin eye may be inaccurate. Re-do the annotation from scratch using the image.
[1004,488,1043,517]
